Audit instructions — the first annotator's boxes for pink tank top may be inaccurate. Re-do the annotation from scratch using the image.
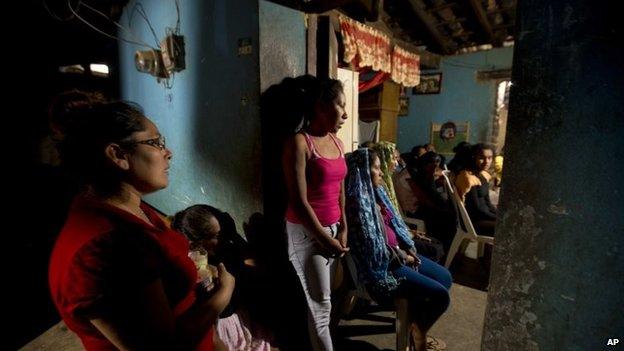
[286,132,348,226]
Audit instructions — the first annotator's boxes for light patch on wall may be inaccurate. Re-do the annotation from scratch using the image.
[90,63,110,76]
[59,64,85,74]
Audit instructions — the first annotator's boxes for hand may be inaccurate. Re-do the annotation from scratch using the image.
[406,255,415,265]
[409,254,422,268]
[416,232,432,242]
[324,237,350,257]
[337,227,348,249]
[216,263,235,292]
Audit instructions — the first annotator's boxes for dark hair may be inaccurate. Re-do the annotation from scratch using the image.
[452,141,471,153]
[416,151,442,171]
[58,98,147,190]
[367,148,379,167]
[302,78,344,123]
[360,141,376,149]
[469,143,495,170]
[48,90,108,137]
[448,141,472,173]
[172,205,219,244]
[411,145,427,156]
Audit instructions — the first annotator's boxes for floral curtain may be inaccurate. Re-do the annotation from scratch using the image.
[391,46,421,87]
[339,15,392,74]
[339,15,421,88]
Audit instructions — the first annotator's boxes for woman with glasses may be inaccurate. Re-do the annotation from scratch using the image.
[48,96,234,351]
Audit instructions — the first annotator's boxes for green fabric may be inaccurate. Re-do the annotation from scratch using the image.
[372,141,401,211]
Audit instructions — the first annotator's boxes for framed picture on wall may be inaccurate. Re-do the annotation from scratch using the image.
[398,96,409,116]
[430,121,470,156]
[413,73,443,94]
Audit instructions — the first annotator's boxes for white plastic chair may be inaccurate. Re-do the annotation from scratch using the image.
[342,254,411,351]
[441,172,494,268]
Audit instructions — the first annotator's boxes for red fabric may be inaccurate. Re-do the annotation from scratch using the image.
[339,15,421,87]
[391,46,421,87]
[339,15,392,73]
[286,133,347,226]
[359,71,390,93]
[49,196,213,351]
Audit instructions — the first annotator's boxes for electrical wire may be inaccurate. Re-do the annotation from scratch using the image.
[68,0,156,49]
[43,0,75,21]
[79,0,156,48]
[174,0,181,34]
[131,3,161,48]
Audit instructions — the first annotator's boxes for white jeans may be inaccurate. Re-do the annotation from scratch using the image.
[286,221,338,351]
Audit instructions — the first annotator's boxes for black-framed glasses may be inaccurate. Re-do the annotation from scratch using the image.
[124,135,167,151]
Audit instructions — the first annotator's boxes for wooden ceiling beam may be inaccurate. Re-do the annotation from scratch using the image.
[467,0,500,46]
[407,0,457,54]
[428,2,458,13]
[492,23,515,30]
[451,30,473,38]
[435,17,467,27]
[266,0,355,13]
[487,5,516,15]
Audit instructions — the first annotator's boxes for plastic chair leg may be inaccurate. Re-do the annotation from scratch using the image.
[445,232,465,268]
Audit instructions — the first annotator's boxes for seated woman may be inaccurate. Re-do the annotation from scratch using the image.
[373,143,445,263]
[345,148,452,351]
[409,152,458,253]
[172,205,272,351]
[48,98,234,351]
[454,143,497,236]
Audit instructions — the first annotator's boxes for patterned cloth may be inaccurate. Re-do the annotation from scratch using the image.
[345,148,417,298]
[372,141,401,211]
[374,185,416,251]
[216,313,271,351]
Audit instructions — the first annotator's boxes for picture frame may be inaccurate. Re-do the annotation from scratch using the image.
[430,121,470,157]
[398,96,409,116]
[413,72,443,95]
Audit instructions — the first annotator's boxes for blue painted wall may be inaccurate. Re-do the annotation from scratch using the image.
[119,0,262,227]
[397,47,514,153]
[259,0,306,91]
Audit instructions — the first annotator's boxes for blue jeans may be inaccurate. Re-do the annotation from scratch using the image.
[392,255,452,330]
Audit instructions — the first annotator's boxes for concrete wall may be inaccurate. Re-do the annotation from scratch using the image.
[397,47,513,152]
[119,0,262,228]
[259,0,306,92]
[482,1,624,350]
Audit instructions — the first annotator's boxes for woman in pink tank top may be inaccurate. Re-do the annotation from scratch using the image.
[282,78,349,351]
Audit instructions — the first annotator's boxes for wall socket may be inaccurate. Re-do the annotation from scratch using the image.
[161,34,186,73]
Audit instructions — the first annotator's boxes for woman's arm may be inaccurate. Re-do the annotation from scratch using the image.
[283,135,346,255]
[89,264,235,351]
[336,180,348,250]
[455,171,473,200]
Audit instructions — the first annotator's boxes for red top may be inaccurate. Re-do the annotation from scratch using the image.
[49,196,213,351]
[286,132,347,226]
